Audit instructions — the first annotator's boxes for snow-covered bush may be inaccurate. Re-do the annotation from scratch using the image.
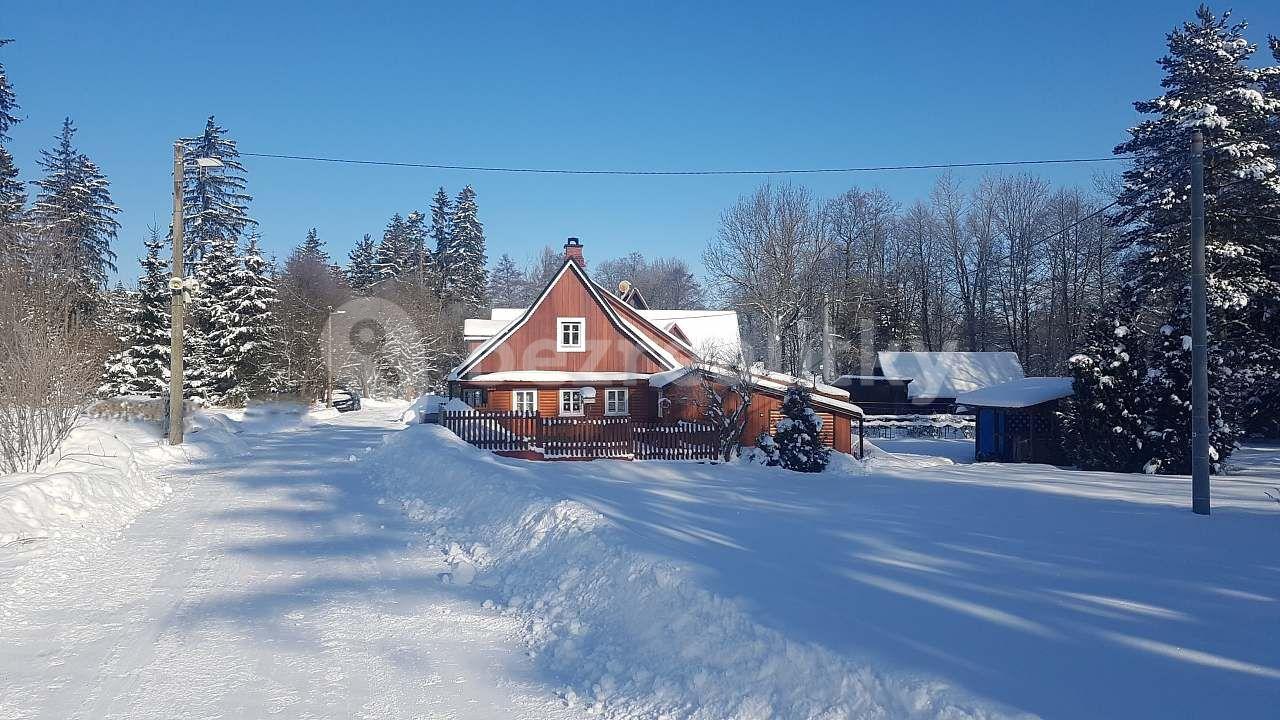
[770,385,829,473]
[753,431,780,466]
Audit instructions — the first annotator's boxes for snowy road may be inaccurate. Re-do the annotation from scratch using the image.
[0,406,580,720]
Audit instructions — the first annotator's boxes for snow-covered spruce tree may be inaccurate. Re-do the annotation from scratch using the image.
[375,214,411,282]
[771,385,830,472]
[402,209,439,290]
[1112,6,1280,441]
[1059,311,1149,472]
[428,187,451,294]
[99,228,171,398]
[1139,311,1237,474]
[220,234,281,402]
[347,233,378,295]
[487,253,526,307]
[30,118,120,293]
[441,185,488,307]
[195,231,243,402]
[181,117,254,264]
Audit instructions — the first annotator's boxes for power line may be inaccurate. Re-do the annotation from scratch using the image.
[239,151,1130,177]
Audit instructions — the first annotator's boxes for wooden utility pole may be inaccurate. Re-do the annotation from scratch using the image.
[168,141,185,445]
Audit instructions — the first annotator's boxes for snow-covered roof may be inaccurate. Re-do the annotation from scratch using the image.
[955,377,1074,409]
[636,310,741,359]
[466,371,653,383]
[463,318,512,339]
[876,352,1025,399]
[649,365,863,416]
[461,307,741,364]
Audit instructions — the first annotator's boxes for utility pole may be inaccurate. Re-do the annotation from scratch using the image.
[326,310,334,408]
[821,293,835,382]
[1190,129,1211,515]
[168,141,186,445]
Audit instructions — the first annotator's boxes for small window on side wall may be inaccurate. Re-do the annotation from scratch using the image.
[461,388,487,407]
[557,317,585,352]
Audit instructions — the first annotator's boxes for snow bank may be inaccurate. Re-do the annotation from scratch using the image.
[366,425,1017,720]
[0,421,172,547]
[0,406,249,550]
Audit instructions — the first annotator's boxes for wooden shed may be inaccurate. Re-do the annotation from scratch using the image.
[956,378,1074,465]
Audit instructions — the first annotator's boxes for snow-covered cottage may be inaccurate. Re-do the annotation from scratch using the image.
[447,239,862,457]
[835,351,1026,414]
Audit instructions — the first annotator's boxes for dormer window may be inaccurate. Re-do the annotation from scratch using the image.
[557,317,585,352]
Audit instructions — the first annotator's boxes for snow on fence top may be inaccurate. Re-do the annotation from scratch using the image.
[955,377,1074,409]
[877,351,1025,399]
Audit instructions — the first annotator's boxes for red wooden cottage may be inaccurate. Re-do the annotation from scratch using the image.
[447,238,862,457]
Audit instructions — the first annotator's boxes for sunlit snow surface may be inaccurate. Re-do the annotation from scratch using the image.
[2,403,1277,719]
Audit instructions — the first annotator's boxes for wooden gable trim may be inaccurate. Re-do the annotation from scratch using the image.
[452,260,680,379]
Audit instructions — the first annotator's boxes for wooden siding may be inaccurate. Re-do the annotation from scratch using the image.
[460,381,660,422]
[470,267,668,375]
[661,372,853,454]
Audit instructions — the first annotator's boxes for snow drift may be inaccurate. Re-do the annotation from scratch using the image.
[0,408,245,549]
[366,424,1020,720]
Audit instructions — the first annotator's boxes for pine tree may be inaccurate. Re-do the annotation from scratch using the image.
[299,227,329,264]
[1059,311,1148,472]
[429,186,451,294]
[1140,311,1237,474]
[1112,6,1280,446]
[221,234,281,401]
[403,209,439,290]
[375,214,410,282]
[181,117,254,265]
[771,385,830,472]
[487,253,526,307]
[0,39,24,234]
[347,233,379,294]
[30,118,120,290]
[100,228,171,398]
[196,231,243,401]
[441,185,488,306]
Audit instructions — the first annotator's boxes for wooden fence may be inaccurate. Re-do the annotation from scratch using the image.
[862,414,975,440]
[438,411,720,460]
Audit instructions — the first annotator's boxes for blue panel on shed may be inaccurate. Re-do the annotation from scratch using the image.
[977,409,995,456]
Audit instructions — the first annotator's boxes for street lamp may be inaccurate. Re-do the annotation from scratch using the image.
[326,309,347,407]
[167,146,224,445]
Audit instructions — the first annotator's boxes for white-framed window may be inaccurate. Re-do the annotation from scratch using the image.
[604,388,629,416]
[557,317,586,352]
[512,389,538,413]
[559,389,584,416]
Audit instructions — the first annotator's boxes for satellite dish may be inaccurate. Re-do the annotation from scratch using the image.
[617,280,632,295]
[580,387,597,399]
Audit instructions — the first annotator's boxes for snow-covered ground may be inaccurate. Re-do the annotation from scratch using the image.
[2,405,1277,718]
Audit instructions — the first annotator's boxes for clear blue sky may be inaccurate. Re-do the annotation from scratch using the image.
[6,1,1280,282]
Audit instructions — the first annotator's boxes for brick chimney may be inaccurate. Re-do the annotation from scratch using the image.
[564,237,586,269]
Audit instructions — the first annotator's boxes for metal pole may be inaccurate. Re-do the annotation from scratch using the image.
[1190,129,1211,515]
[168,141,185,445]
[326,311,334,408]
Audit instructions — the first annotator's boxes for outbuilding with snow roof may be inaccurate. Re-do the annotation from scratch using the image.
[957,377,1075,464]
